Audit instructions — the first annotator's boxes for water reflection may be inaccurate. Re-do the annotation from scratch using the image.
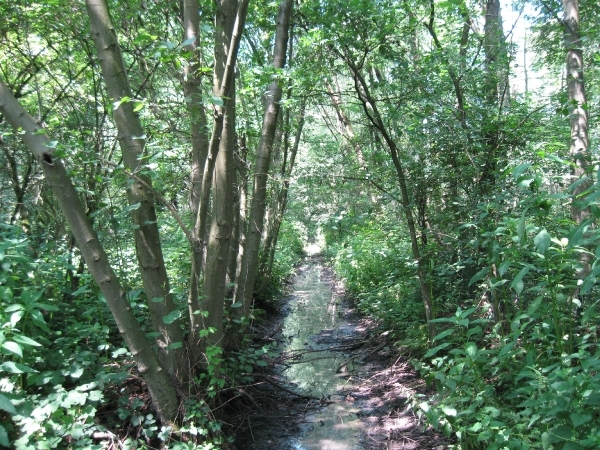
[282,264,363,450]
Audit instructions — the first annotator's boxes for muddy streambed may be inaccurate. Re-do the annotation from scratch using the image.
[231,260,449,450]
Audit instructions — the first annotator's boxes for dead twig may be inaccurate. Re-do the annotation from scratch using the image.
[241,373,320,400]
[336,342,387,373]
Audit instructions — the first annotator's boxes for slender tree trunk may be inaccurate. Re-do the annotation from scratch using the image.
[235,0,294,319]
[182,0,210,366]
[480,0,507,191]
[234,135,249,300]
[258,99,306,293]
[85,0,185,379]
[184,0,248,363]
[325,78,366,166]
[202,0,235,348]
[345,60,435,338]
[0,78,178,424]
[563,0,589,225]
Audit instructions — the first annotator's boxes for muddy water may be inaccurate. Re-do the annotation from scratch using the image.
[281,263,364,450]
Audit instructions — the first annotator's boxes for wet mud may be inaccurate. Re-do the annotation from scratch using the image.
[229,259,450,450]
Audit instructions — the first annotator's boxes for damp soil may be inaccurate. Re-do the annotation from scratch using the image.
[227,257,451,450]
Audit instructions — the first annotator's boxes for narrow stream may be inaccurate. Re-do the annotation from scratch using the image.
[281,262,364,450]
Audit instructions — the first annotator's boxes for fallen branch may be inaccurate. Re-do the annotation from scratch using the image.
[336,342,387,373]
[241,373,320,400]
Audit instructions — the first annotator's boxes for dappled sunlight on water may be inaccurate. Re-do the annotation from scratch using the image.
[282,265,364,449]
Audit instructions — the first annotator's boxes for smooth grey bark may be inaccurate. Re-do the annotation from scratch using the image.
[183,0,210,225]
[188,0,248,355]
[235,0,294,319]
[182,0,211,366]
[563,0,589,225]
[480,0,508,191]
[258,99,306,293]
[201,0,237,351]
[85,0,185,379]
[0,77,178,424]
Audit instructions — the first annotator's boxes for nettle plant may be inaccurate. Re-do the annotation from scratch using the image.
[411,162,600,449]
[0,226,126,449]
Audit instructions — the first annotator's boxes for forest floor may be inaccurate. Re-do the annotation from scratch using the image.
[227,259,451,450]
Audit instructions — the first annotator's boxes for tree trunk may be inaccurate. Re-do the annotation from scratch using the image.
[182,0,210,367]
[235,0,294,319]
[258,99,306,293]
[480,0,507,191]
[0,77,179,424]
[344,60,435,339]
[85,0,185,379]
[563,0,590,225]
[183,0,248,363]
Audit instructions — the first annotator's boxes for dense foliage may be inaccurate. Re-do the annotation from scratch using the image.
[0,0,599,448]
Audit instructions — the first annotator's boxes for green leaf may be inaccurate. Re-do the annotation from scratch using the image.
[433,329,454,342]
[113,96,131,110]
[465,342,477,358]
[510,266,531,294]
[0,361,37,373]
[498,259,511,277]
[534,229,551,254]
[181,37,196,46]
[563,443,585,450]
[30,310,50,332]
[469,267,489,286]
[527,296,543,315]
[112,348,128,358]
[0,394,16,415]
[125,202,141,212]
[512,163,532,179]
[163,310,182,324]
[2,341,22,358]
[570,412,592,427]
[425,342,451,358]
[167,341,183,350]
[517,214,526,245]
[441,406,457,416]
[210,95,224,106]
[580,275,596,295]
[0,425,9,448]
[230,301,242,308]
[4,304,23,313]
[567,218,594,249]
